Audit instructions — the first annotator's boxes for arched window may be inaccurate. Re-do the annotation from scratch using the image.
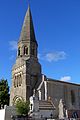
[24,46,28,55]
[14,75,22,87]
[14,76,16,88]
[20,74,22,84]
[13,96,23,105]
[17,76,18,87]
[71,90,75,105]
[19,74,22,86]
[18,47,20,56]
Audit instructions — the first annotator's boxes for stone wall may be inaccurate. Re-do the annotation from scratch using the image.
[47,79,80,110]
[0,106,16,120]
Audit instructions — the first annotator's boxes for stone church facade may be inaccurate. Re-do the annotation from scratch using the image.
[10,6,80,118]
[39,76,80,117]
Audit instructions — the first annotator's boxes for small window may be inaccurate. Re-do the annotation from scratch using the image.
[18,47,20,56]
[17,76,18,87]
[14,75,22,87]
[24,46,28,55]
[19,74,22,86]
[14,76,16,88]
[71,90,75,105]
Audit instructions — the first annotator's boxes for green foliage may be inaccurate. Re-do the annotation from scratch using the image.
[0,79,9,108]
[15,99,30,115]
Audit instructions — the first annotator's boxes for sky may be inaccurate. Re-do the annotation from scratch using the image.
[0,0,80,87]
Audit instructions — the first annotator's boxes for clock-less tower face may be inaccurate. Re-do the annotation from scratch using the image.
[10,6,42,106]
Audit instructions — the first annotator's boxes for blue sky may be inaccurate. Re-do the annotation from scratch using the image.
[0,0,80,86]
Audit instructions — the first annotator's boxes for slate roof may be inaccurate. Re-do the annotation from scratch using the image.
[19,6,37,44]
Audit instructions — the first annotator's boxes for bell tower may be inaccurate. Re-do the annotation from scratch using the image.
[17,6,38,60]
[10,6,42,106]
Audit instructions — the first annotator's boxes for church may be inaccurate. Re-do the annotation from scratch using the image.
[10,5,80,118]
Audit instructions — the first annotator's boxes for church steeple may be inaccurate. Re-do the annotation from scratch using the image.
[18,6,38,59]
[10,5,42,106]
[19,6,37,44]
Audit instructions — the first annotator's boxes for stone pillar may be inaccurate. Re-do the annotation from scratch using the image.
[44,81,47,100]
[38,90,41,100]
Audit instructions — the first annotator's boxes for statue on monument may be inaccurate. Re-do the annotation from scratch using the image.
[58,99,68,119]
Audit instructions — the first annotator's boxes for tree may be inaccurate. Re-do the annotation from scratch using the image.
[15,99,30,116]
[0,79,9,108]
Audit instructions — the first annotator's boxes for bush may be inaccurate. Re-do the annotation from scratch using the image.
[15,99,30,116]
[0,79,9,108]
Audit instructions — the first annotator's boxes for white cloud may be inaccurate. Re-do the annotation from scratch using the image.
[9,40,17,50]
[38,53,41,59]
[60,76,71,82]
[38,51,67,62]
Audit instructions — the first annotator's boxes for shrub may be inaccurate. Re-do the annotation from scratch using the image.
[15,99,30,116]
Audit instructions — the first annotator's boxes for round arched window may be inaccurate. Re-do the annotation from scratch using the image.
[24,46,28,55]
[18,47,20,56]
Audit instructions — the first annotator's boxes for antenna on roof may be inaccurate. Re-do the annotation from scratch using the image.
[27,0,30,6]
